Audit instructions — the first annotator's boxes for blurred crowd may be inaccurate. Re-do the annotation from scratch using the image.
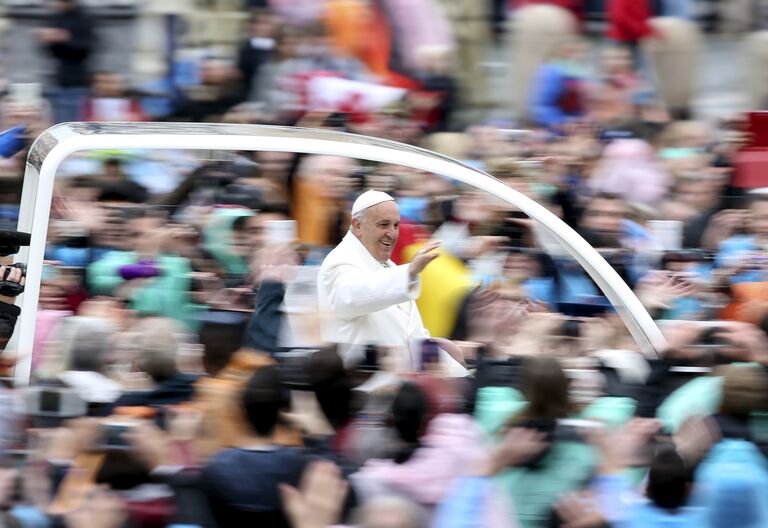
[0,0,767,527]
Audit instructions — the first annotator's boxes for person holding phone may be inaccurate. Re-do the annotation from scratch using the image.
[318,190,466,375]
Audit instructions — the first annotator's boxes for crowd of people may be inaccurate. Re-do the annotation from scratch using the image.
[0,0,767,527]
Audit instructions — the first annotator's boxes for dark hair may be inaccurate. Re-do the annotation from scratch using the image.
[661,250,708,268]
[308,347,352,430]
[519,356,571,420]
[97,182,147,204]
[96,449,152,491]
[392,382,428,444]
[216,184,263,210]
[647,447,690,510]
[232,214,253,232]
[198,319,248,376]
[69,175,101,189]
[580,229,623,249]
[259,204,291,217]
[242,365,287,437]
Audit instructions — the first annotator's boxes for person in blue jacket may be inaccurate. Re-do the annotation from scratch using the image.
[528,39,591,130]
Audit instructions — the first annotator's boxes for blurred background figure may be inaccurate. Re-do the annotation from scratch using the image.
[81,72,146,122]
[35,0,94,124]
[0,1,767,527]
[527,38,590,130]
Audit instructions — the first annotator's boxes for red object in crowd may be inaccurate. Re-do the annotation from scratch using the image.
[605,0,655,43]
[390,221,430,265]
[510,0,585,22]
[733,113,768,189]
[67,286,89,313]
[408,90,448,132]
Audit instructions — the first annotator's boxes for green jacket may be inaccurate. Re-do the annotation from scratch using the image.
[88,250,197,326]
[203,207,254,276]
[475,386,636,527]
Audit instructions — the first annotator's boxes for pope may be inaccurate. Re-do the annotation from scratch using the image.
[318,189,466,375]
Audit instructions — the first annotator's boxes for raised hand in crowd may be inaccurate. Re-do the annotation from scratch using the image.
[635,270,696,313]
[700,209,748,250]
[0,265,24,305]
[280,460,349,528]
[473,427,549,477]
[660,321,705,360]
[589,418,661,474]
[124,421,187,471]
[673,415,720,467]
[555,491,606,528]
[250,244,300,285]
[64,486,127,528]
[714,321,768,364]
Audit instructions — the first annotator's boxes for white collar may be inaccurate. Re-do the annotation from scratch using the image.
[343,231,393,269]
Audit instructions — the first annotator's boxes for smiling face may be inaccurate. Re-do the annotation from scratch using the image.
[352,201,400,263]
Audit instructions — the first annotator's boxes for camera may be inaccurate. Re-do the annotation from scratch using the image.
[0,229,32,298]
[0,229,30,258]
[17,386,88,426]
[100,421,138,450]
[0,263,25,297]
[420,339,440,371]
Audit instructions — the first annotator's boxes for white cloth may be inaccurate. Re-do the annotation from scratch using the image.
[351,190,395,216]
[57,370,122,404]
[318,232,467,376]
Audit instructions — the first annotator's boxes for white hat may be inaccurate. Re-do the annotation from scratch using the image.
[351,189,395,216]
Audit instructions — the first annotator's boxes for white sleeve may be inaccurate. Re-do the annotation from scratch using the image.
[322,262,419,318]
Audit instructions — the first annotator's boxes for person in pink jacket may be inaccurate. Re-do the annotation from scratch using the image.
[589,139,671,206]
[351,382,516,524]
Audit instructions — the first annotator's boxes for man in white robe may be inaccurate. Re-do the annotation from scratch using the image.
[318,190,467,376]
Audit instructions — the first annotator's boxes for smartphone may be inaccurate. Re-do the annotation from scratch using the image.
[100,422,136,450]
[358,344,379,373]
[264,219,297,246]
[8,83,43,107]
[647,220,683,252]
[420,339,440,371]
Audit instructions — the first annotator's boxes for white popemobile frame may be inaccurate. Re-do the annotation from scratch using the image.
[12,123,667,385]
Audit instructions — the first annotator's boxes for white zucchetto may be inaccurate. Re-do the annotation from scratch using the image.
[351,190,395,216]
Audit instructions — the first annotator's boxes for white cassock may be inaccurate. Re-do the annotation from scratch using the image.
[318,231,467,376]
